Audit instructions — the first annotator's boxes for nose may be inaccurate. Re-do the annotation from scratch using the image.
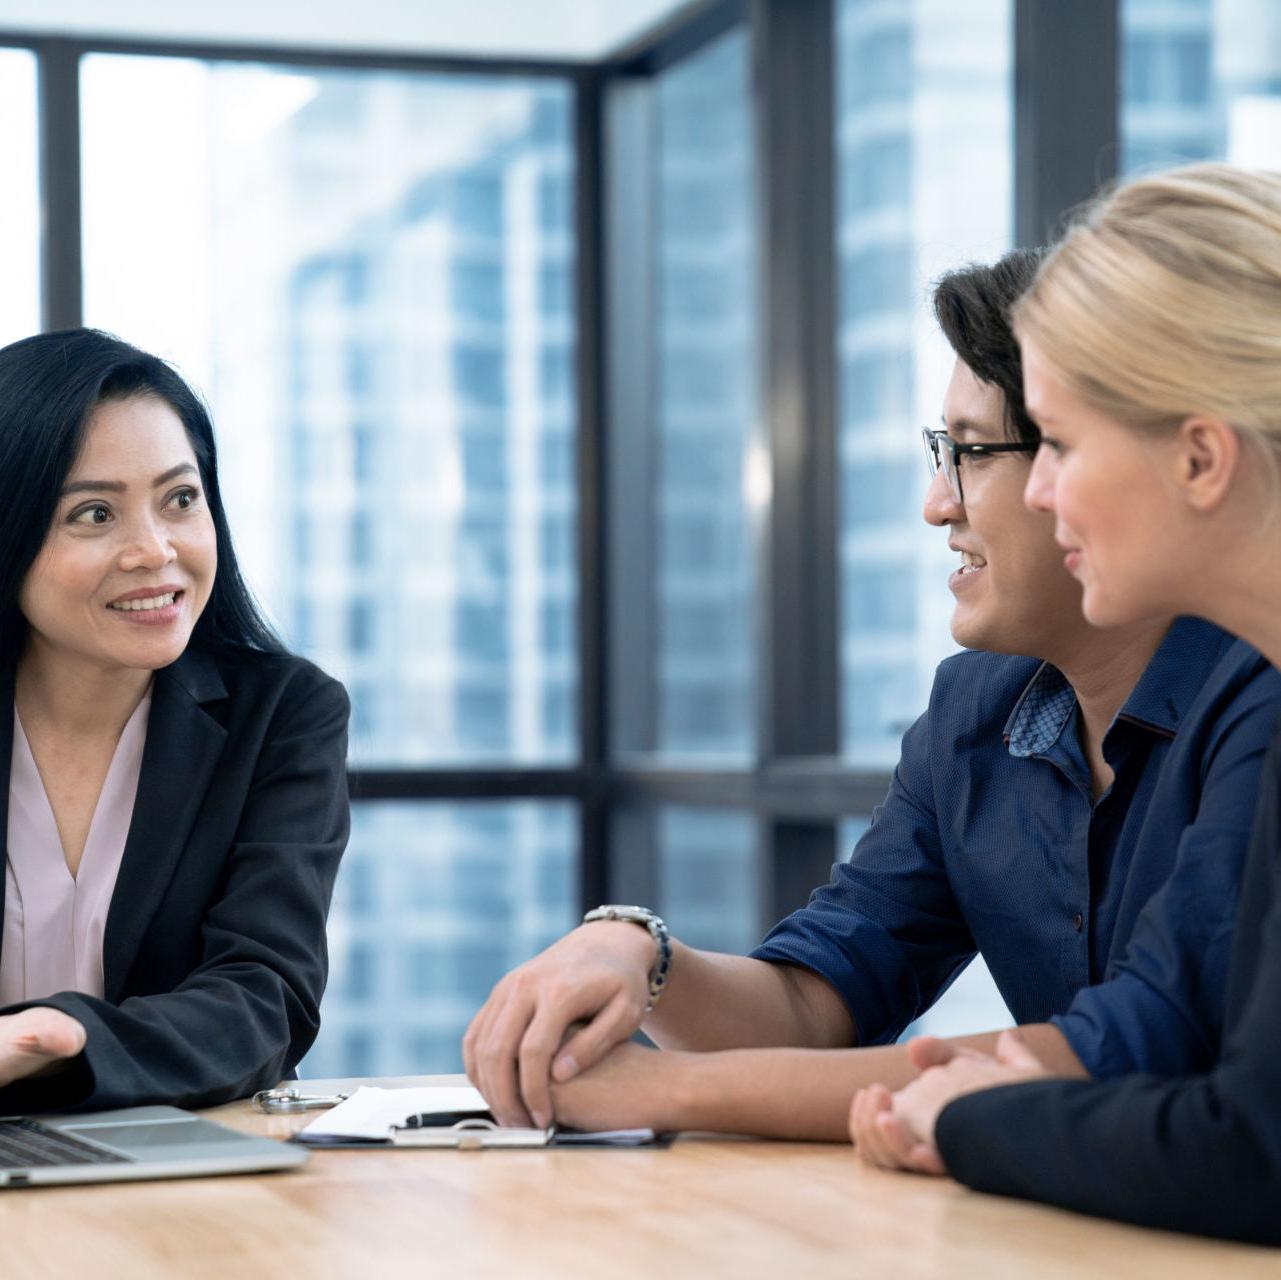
[117,514,178,573]
[1023,444,1057,514]
[922,467,963,527]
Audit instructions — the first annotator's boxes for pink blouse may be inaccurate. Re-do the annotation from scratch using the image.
[0,695,150,1004]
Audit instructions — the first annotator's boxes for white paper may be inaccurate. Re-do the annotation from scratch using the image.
[298,1084,490,1140]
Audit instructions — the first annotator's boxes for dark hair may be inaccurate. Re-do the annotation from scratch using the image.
[931,247,1046,446]
[0,328,285,668]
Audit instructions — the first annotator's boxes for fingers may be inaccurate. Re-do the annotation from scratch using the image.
[479,989,543,1132]
[902,1138,948,1177]
[0,1009,86,1087]
[850,1085,898,1168]
[873,1109,920,1170]
[550,989,645,1085]
[994,1027,1045,1071]
[906,1035,954,1072]
[518,1004,576,1130]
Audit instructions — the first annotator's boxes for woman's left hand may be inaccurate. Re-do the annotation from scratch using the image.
[0,1007,87,1087]
[850,1028,1052,1175]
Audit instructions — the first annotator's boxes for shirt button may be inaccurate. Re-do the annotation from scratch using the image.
[1073,913,1084,932]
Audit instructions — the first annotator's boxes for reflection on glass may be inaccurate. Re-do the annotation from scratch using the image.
[1121,0,1281,172]
[653,31,758,760]
[81,58,577,765]
[302,801,577,1077]
[835,0,1012,766]
[0,49,39,346]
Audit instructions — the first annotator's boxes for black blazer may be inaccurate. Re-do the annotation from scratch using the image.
[935,720,1281,1246]
[0,646,350,1112]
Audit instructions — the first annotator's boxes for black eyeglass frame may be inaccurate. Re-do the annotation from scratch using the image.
[921,427,1038,504]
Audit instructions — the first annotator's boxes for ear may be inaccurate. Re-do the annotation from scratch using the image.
[1172,416,1240,513]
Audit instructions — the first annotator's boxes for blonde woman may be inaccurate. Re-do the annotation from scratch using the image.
[850,163,1281,1244]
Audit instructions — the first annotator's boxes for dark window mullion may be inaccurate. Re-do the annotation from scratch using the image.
[36,38,83,332]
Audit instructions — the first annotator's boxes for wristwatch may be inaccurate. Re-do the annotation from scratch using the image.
[582,904,672,1011]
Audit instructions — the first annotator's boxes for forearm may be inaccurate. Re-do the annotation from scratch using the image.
[643,945,853,1051]
[663,1024,1085,1141]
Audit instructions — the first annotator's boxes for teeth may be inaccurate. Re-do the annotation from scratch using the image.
[110,592,177,612]
[959,552,987,573]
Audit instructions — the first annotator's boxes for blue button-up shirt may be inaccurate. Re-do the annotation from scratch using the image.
[752,617,1281,1078]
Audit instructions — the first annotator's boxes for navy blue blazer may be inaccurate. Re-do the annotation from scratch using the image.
[0,646,350,1112]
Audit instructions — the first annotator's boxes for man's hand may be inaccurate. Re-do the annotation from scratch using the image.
[550,1041,685,1133]
[850,1029,1051,1175]
[463,922,657,1128]
[0,1007,86,1087]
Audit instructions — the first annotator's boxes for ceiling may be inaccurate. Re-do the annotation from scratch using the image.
[0,0,704,61]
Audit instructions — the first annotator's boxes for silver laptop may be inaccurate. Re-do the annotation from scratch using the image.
[0,1105,308,1187]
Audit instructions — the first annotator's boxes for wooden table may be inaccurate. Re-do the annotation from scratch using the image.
[2,1076,1275,1278]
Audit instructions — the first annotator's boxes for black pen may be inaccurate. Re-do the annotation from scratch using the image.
[401,1109,496,1129]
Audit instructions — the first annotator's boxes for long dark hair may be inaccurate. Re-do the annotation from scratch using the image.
[932,247,1045,447]
[0,328,285,668]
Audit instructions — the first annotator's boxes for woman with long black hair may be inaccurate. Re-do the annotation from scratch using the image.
[0,328,349,1111]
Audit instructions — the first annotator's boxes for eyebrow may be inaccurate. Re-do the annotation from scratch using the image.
[60,462,198,498]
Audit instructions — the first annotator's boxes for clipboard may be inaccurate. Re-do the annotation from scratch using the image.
[291,1085,665,1150]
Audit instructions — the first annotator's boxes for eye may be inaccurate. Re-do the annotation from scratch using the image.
[71,502,112,526]
[1039,437,1065,456]
[168,486,202,511]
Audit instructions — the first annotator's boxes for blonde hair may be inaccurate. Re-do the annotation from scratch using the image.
[1013,163,1281,458]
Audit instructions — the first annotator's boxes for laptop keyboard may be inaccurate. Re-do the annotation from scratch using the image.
[0,1119,130,1168]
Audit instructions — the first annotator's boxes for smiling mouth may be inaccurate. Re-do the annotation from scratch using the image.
[108,591,182,613]
[956,551,987,576]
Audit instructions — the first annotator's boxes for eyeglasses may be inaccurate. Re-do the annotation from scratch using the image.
[921,427,1038,504]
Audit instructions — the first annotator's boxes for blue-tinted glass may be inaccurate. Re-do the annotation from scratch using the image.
[81,60,578,766]
[648,29,758,761]
[836,0,1012,768]
[612,808,758,955]
[302,802,577,1077]
[1122,0,1281,173]
[0,50,39,346]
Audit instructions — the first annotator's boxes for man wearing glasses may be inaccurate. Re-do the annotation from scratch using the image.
[464,249,1281,1139]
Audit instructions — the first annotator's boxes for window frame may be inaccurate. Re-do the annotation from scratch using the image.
[1,0,1122,939]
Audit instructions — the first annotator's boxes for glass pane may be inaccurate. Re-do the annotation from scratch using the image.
[632,30,758,761]
[0,48,39,345]
[835,0,1013,766]
[81,58,577,765]
[302,801,577,1077]
[1121,0,1281,172]
[613,805,759,954]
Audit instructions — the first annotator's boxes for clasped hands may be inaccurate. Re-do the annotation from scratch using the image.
[0,1007,87,1088]
[849,1028,1051,1174]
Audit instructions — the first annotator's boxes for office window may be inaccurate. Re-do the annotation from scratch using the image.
[0,49,39,346]
[613,28,759,761]
[302,801,577,1077]
[612,807,758,955]
[835,0,1012,768]
[1122,0,1281,173]
[81,58,577,766]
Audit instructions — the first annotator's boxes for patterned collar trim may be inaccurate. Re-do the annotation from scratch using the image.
[1004,662,1076,758]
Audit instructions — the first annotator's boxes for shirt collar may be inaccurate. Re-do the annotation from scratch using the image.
[1003,616,1235,758]
[1004,662,1075,757]
[1113,615,1235,738]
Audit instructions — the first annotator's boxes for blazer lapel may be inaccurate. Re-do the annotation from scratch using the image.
[103,650,228,1001]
